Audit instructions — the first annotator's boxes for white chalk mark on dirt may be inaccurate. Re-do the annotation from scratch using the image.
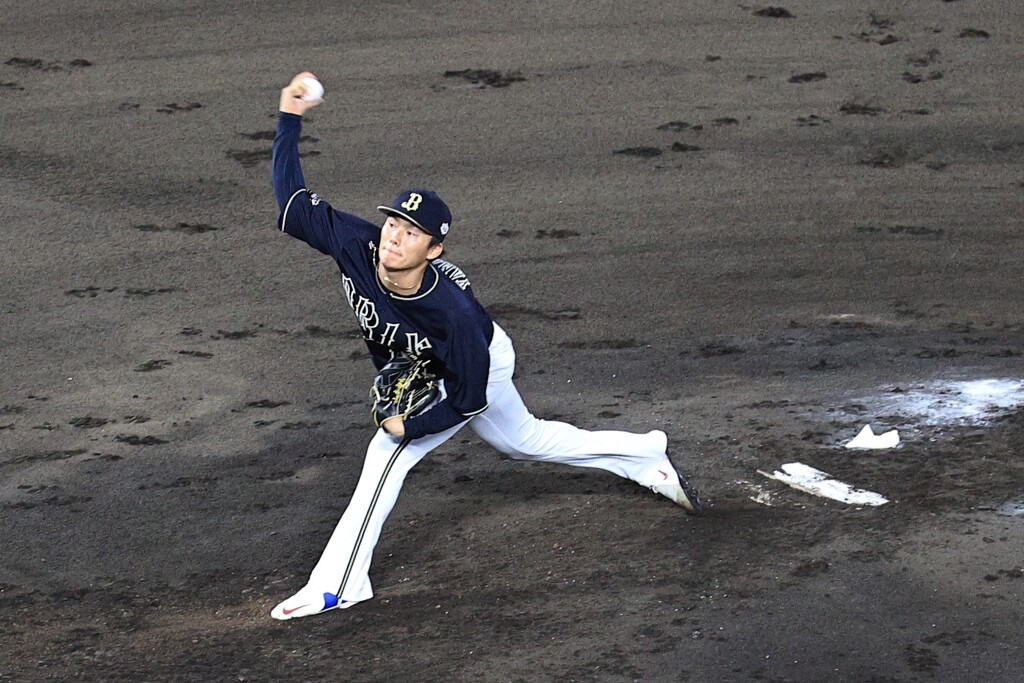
[870,379,1024,426]
[758,463,889,506]
[735,480,777,506]
[845,424,900,449]
[996,498,1024,518]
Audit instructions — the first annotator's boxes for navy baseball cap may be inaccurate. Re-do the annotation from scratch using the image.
[377,189,452,242]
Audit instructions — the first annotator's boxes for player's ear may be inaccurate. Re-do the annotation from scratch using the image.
[427,241,444,260]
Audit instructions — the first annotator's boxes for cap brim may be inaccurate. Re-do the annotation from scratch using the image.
[377,206,429,234]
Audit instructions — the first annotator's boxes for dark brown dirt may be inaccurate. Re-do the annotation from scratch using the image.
[2,1,1022,681]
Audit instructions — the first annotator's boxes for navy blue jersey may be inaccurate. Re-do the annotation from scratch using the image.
[272,113,494,439]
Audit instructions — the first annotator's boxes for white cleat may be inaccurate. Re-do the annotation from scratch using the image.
[270,587,352,621]
[648,453,704,515]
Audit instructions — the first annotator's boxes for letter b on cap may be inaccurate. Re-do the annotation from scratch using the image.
[401,193,423,212]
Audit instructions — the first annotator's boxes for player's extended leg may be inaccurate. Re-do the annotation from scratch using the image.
[470,325,701,512]
[271,422,464,620]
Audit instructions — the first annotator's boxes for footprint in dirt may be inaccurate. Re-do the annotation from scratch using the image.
[134,359,171,372]
[791,558,830,577]
[69,416,111,429]
[259,470,296,481]
[280,421,322,430]
[114,435,168,446]
[442,69,526,88]
[796,114,830,126]
[65,286,118,298]
[858,150,907,168]
[4,56,93,72]
[905,644,940,673]
[535,229,580,239]
[156,102,202,114]
[657,121,703,132]
[743,399,792,409]
[210,329,258,340]
[841,102,885,116]
[229,132,318,166]
[16,484,52,493]
[245,399,291,409]
[854,12,899,44]
[788,72,827,83]
[124,287,179,298]
[614,146,662,158]
[301,325,361,339]
[177,350,213,358]
[8,449,87,465]
[225,149,271,167]
[907,48,942,67]
[889,225,944,237]
[752,7,795,19]
[915,347,959,358]
[698,343,745,357]
[85,453,122,462]
[903,71,943,84]
[3,495,94,510]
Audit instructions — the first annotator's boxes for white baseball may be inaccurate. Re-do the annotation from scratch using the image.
[300,77,324,102]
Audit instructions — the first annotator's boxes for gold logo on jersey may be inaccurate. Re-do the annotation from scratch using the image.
[401,193,423,212]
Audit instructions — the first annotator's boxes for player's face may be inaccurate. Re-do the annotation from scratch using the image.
[379,216,441,270]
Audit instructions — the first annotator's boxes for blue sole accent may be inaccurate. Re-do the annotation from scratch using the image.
[323,592,339,610]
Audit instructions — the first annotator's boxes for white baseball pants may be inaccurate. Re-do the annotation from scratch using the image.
[302,323,671,605]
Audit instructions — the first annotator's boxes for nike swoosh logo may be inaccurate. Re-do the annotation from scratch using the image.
[282,604,310,616]
[658,470,669,481]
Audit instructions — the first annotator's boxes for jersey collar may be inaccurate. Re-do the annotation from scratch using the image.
[371,245,440,301]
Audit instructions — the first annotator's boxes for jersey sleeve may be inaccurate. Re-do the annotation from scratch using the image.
[441,322,492,418]
[272,113,376,257]
[403,320,491,440]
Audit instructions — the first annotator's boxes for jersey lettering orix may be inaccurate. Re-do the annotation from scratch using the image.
[272,113,493,439]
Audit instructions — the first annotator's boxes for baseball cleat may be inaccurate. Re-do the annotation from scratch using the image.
[649,454,704,515]
[271,588,349,620]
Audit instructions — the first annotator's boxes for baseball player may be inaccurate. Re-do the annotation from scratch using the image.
[269,72,702,620]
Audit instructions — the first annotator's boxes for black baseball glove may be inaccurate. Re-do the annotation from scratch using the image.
[370,354,440,428]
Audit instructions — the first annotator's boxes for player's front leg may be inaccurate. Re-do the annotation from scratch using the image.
[270,424,466,620]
